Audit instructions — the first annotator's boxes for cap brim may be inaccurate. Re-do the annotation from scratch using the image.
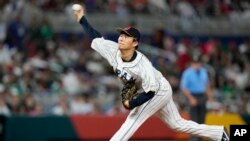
[116,28,133,37]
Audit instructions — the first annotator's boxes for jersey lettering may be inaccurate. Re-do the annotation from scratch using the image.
[115,68,134,82]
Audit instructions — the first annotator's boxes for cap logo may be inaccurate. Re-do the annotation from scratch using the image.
[124,26,131,31]
[116,26,140,43]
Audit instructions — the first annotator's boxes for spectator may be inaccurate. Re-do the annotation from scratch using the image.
[0,93,11,116]
[51,95,70,116]
[6,13,27,50]
[70,94,95,115]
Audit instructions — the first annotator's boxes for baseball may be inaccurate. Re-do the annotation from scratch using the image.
[72,4,82,11]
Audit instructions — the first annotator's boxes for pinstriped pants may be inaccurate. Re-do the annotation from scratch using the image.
[110,88,223,141]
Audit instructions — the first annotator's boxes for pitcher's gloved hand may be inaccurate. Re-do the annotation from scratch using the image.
[121,79,138,109]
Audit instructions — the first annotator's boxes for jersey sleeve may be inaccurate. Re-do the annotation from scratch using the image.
[139,57,157,93]
[91,37,118,66]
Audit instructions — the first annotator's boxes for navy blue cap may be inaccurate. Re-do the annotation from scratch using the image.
[116,26,140,42]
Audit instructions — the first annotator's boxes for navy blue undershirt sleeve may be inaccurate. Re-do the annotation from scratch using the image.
[79,16,102,40]
[129,91,155,109]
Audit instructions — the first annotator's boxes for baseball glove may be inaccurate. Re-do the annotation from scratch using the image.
[121,79,138,109]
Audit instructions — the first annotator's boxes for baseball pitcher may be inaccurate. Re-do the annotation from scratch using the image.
[72,4,229,141]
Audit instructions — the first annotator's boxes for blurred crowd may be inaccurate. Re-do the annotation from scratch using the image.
[1,0,250,18]
[0,0,250,117]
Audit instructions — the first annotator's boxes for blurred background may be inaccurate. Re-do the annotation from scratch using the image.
[0,0,250,141]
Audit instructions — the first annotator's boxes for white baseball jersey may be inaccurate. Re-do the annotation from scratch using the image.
[91,37,225,141]
[91,37,170,93]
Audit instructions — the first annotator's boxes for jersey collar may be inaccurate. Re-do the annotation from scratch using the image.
[116,50,143,68]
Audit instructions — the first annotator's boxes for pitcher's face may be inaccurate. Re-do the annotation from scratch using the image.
[118,33,138,51]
